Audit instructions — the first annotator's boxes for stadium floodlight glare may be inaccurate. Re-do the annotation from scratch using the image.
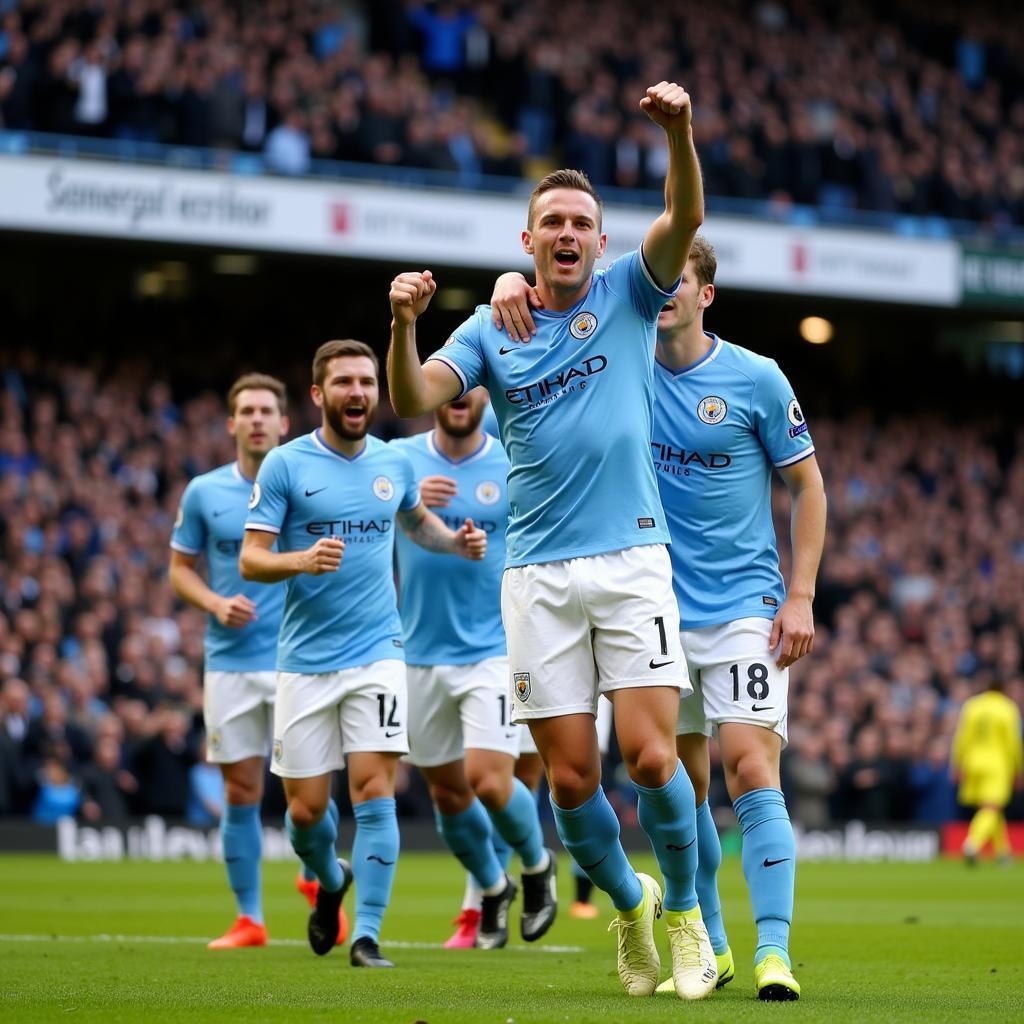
[799,316,834,344]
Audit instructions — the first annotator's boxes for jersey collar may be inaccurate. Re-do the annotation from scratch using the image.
[312,429,368,461]
[231,461,254,484]
[427,430,492,466]
[655,333,724,377]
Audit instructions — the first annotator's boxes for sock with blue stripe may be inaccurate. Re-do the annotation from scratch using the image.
[550,787,642,912]
[222,802,263,922]
[286,802,343,893]
[695,799,728,953]
[734,787,795,967]
[300,798,338,882]
[488,778,546,871]
[352,797,400,943]
[634,761,698,912]
[438,799,503,890]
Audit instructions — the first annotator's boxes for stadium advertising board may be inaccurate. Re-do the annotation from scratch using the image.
[0,154,960,306]
[961,245,1024,309]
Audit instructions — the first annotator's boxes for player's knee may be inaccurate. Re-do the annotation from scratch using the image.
[350,773,394,804]
[547,763,598,808]
[287,798,325,830]
[468,769,511,809]
[727,750,775,796]
[224,779,261,806]
[624,742,677,789]
[430,782,472,817]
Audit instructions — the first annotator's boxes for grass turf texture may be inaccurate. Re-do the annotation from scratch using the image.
[1,853,1022,1023]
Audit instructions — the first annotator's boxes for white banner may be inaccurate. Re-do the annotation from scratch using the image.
[0,155,961,306]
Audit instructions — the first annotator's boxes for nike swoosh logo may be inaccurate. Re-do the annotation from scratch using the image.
[305,487,327,497]
[385,729,402,738]
[367,854,396,866]
[666,837,696,851]
[649,659,674,669]
[751,704,775,712]
[763,857,791,868]
[504,731,517,739]
[212,508,232,518]
[581,853,608,872]
[498,345,518,355]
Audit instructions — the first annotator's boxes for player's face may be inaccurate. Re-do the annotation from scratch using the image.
[523,188,607,294]
[436,387,487,438]
[228,388,288,456]
[657,258,713,336]
[313,355,379,440]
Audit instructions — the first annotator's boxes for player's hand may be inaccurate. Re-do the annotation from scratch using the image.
[303,537,345,575]
[454,517,487,560]
[390,270,437,325]
[769,595,814,669]
[419,474,458,508]
[639,81,692,134]
[214,593,257,629]
[490,272,543,342]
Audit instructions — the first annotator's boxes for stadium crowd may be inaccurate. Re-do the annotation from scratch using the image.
[1,348,1021,827]
[0,0,1022,227]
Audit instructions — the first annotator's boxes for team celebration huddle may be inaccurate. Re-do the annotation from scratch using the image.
[170,82,826,1003]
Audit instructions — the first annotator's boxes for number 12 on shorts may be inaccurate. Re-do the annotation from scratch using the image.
[377,693,401,729]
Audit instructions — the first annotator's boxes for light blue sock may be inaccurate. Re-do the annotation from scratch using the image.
[491,829,513,872]
[734,787,795,967]
[550,787,642,912]
[489,778,546,870]
[300,799,339,882]
[286,804,343,892]
[438,799,503,889]
[222,802,263,922]
[634,760,698,912]
[695,799,728,953]
[352,797,400,943]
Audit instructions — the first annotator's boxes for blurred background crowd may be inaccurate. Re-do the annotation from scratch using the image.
[1,347,1022,827]
[1,0,1023,229]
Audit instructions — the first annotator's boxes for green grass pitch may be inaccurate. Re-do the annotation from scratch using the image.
[1,852,1022,1023]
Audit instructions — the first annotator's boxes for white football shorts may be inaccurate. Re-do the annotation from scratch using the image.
[405,656,520,767]
[502,544,689,723]
[676,617,789,744]
[203,670,276,764]
[270,659,408,778]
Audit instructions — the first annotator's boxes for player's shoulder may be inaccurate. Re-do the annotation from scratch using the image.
[369,433,414,469]
[718,337,780,383]
[387,431,427,456]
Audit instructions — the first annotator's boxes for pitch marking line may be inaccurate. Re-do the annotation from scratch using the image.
[0,933,584,954]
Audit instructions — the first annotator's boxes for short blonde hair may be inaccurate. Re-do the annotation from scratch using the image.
[688,235,717,287]
[227,373,287,415]
[527,168,603,228]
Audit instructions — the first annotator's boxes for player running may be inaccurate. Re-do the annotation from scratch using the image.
[169,372,330,949]
[388,82,718,1001]
[392,388,556,950]
[952,678,1023,865]
[489,235,827,1000]
[239,340,486,968]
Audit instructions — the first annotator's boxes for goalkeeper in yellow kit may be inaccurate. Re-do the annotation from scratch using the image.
[951,680,1023,865]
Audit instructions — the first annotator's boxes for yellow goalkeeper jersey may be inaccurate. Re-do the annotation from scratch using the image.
[951,691,1023,807]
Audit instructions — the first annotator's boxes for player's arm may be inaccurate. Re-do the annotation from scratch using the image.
[639,81,704,290]
[387,270,462,417]
[771,454,827,669]
[239,529,343,582]
[396,502,486,560]
[168,550,256,628]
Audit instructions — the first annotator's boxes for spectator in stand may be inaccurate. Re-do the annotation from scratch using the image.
[32,756,80,823]
[131,707,197,819]
[80,736,137,824]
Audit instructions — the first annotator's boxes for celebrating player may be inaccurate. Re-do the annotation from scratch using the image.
[489,235,827,1000]
[239,340,486,968]
[952,678,1023,866]
[392,388,556,950]
[387,82,718,1000]
[169,372,308,949]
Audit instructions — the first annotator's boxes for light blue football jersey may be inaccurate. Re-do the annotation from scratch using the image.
[244,431,420,674]
[652,334,815,629]
[392,431,508,665]
[428,249,677,568]
[171,462,285,672]
[481,401,500,439]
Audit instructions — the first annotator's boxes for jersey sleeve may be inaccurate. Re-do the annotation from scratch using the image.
[244,448,290,534]
[425,308,487,397]
[170,480,206,555]
[751,362,816,468]
[599,249,681,323]
[395,448,421,512]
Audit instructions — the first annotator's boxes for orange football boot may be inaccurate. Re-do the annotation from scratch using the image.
[207,915,268,949]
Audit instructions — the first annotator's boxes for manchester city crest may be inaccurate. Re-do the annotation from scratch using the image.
[697,396,728,425]
[475,481,501,505]
[373,475,395,501]
[569,311,598,340]
[272,739,283,762]
[513,672,531,701]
